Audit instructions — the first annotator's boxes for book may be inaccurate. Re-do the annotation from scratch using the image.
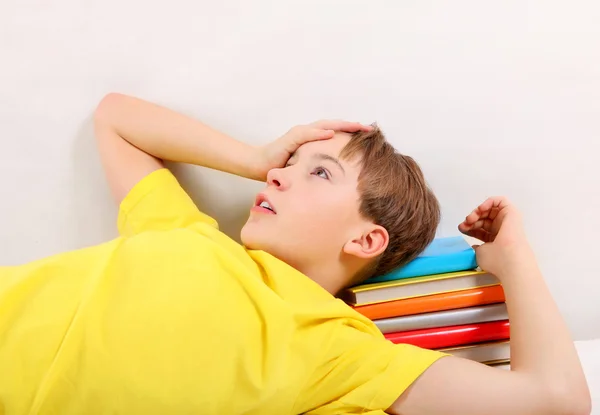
[366,236,477,284]
[375,303,508,334]
[353,285,505,320]
[488,360,511,369]
[384,320,510,349]
[439,341,511,364]
[341,269,499,306]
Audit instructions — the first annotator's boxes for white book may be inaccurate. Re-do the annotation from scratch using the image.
[490,362,511,370]
[375,303,508,333]
[439,341,511,363]
[342,270,499,306]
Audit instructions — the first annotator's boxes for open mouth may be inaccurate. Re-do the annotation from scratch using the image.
[254,194,277,214]
[258,201,275,212]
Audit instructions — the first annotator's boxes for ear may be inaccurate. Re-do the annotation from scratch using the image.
[343,225,389,260]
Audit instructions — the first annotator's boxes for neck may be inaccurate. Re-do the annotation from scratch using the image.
[291,257,362,296]
[306,268,346,295]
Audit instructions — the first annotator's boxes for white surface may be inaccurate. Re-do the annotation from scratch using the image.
[0,1,599,339]
[576,339,600,413]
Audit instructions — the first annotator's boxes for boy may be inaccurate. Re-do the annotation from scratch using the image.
[0,93,590,414]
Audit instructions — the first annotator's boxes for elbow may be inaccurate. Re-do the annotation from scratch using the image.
[94,92,125,126]
[569,389,592,415]
[547,382,592,415]
[564,394,591,415]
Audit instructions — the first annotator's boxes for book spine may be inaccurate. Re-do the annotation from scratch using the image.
[439,342,511,364]
[354,285,505,320]
[375,303,508,333]
[384,320,510,349]
[367,250,477,283]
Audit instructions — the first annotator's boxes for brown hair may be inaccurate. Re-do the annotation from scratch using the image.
[340,124,440,284]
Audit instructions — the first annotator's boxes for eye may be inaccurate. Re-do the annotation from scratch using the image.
[312,166,330,180]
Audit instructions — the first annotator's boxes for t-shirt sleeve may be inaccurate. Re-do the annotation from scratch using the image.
[117,168,218,237]
[301,328,448,415]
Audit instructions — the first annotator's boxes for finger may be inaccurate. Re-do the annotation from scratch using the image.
[477,197,511,216]
[281,127,333,154]
[357,123,374,131]
[463,208,485,226]
[487,206,500,221]
[316,128,336,139]
[469,218,494,233]
[464,196,510,225]
[311,120,373,133]
[459,218,482,232]
[459,218,491,238]
[463,228,491,243]
[294,128,335,144]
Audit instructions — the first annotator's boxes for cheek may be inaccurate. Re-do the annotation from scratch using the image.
[280,188,360,234]
[300,199,357,231]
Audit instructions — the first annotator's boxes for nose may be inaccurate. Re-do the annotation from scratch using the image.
[266,167,290,190]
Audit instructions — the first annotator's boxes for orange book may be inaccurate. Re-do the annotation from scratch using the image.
[353,285,505,320]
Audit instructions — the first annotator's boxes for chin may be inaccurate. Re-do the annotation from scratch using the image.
[240,222,266,250]
[241,223,285,261]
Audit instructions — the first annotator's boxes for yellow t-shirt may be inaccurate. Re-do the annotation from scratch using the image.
[0,168,445,415]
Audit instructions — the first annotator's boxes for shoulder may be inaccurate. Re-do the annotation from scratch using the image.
[295,312,446,414]
[118,168,220,237]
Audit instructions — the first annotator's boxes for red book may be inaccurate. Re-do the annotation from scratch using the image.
[384,320,510,349]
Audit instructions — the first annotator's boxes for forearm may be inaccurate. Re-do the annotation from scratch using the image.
[393,198,591,415]
[501,248,590,404]
[94,93,259,180]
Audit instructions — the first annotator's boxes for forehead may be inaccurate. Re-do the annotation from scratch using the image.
[297,132,353,158]
[294,132,363,180]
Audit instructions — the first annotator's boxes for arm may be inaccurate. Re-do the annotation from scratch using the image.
[389,197,591,415]
[94,93,372,204]
[93,93,258,204]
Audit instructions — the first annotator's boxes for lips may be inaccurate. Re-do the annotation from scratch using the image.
[254,193,277,214]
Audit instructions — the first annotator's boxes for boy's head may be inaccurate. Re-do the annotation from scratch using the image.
[241,125,440,293]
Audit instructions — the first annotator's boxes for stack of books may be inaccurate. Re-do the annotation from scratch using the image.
[341,236,511,369]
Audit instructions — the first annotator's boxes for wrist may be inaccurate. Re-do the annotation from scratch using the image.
[220,141,263,181]
[242,145,266,181]
[496,243,539,281]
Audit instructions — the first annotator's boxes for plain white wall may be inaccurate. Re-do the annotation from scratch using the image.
[1,0,598,340]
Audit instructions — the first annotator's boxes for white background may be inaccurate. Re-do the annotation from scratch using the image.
[1,0,598,340]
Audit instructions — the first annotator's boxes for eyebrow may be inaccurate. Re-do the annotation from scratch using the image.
[313,153,346,176]
[289,151,346,176]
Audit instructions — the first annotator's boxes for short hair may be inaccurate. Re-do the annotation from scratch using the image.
[340,124,440,284]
